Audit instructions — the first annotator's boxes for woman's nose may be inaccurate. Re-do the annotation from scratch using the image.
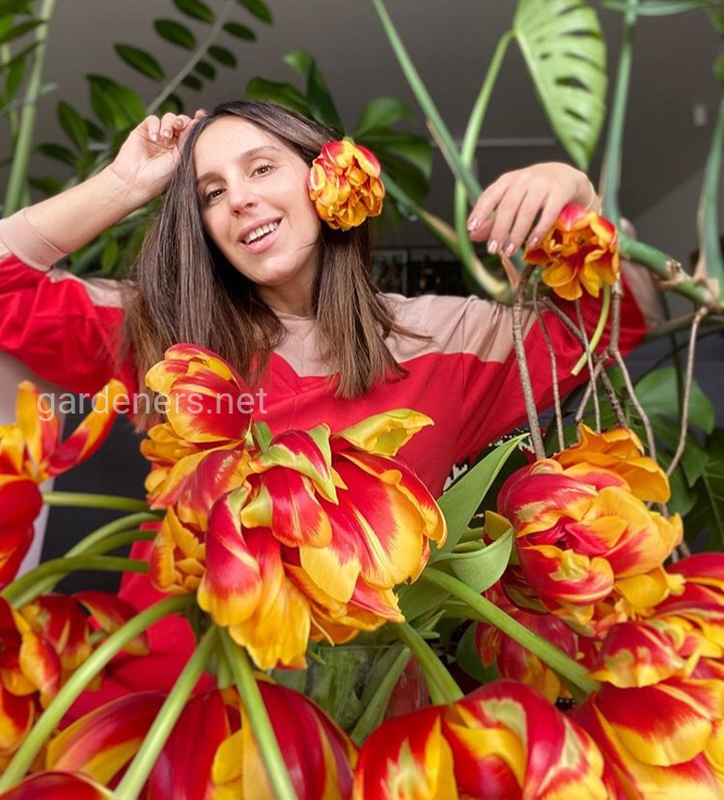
[227,182,257,214]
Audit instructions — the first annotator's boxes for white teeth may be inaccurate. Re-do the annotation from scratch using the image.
[243,221,279,244]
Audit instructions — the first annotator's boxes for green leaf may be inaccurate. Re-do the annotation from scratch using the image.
[237,0,272,24]
[173,0,214,23]
[115,44,165,82]
[100,237,120,274]
[57,101,88,153]
[195,59,216,79]
[0,19,43,44]
[0,40,39,72]
[37,142,76,166]
[378,152,430,205]
[0,0,33,14]
[28,176,62,197]
[635,367,715,433]
[87,76,146,131]
[362,131,433,178]
[437,435,525,556]
[245,77,311,117]
[355,97,413,138]
[181,74,203,91]
[154,19,196,50]
[5,53,26,97]
[440,529,513,592]
[209,44,236,67]
[285,51,342,132]
[513,0,607,170]
[85,118,107,143]
[455,623,499,684]
[714,54,724,87]
[602,0,723,14]
[684,428,724,548]
[223,21,255,40]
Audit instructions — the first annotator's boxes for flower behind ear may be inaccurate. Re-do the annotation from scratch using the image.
[308,140,385,230]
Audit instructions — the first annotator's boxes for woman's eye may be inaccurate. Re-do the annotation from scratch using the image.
[204,188,223,203]
[253,163,273,176]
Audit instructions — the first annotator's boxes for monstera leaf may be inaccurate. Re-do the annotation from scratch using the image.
[513,0,607,170]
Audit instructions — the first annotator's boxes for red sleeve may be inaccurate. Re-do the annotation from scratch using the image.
[0,254,134,395]
[457,272,650,465]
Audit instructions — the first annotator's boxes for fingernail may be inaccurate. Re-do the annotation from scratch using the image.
[162,128,172,138]
[150,131,158,142]
[467,217,480,232]
[504,242,517,256]
[527,235,539,248]
[488,239,499,254]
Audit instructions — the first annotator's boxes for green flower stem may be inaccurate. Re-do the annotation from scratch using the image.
[371,0,481,204]
[114,626,219,799]
[219,628,299,800]
[394,623,463,706]
[571,284,611,376]
[82,528,158,556]
[454,30,514,291]
[0,595,191,791]
[2,556,148,608]
[421,568,599,699]
[699,97,724,291]
[619,233,717,309]
[350,646,412,745]
[2,0,57,217]
[42,491,152,513]
[65,512,161,557]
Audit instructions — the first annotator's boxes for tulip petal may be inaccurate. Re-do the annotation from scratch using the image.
[334,410,433,457]
[75,591,150,656]
[0,772,113,800]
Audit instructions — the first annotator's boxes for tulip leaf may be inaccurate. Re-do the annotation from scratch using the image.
[115,44,165,82]
[245,77,312,117]
[173,0,214,23]
[513,0,607,170]
[237,0,273,24]
[355,97,414,138]
[634,367,715,434]
[437,435,525,556]
[154,19,197,50]
[684,428,724,548]
[455,622,500,684]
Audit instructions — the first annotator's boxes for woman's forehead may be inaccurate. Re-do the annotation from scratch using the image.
[193,117,291,171]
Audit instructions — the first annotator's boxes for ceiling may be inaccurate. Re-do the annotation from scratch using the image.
[7,0,724,245]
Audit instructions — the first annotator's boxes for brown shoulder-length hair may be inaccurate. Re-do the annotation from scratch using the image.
[123,100,412,426]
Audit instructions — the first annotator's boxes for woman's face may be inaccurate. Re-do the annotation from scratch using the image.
[194,116,322,315]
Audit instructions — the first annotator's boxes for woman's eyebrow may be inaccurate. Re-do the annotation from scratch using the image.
[195,145,284,185]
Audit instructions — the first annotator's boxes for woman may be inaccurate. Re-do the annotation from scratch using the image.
[0,101,654,697]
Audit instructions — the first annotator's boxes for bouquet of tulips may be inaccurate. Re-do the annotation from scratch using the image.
[0,206,722,800]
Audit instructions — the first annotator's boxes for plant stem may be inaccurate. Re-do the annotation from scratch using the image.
[2,0,57,217]
[512,265,545,458]
[533,282,564,450]
[42,491,151,513]
[394,623,463,706]
[0,596,191,790]
[219,629,299,800]
[698,96,724,291]
[571,284,611,376]
[2,556,148,607]
[114,627,219,798]
[66,513,160,557]
[421,568,599,699]
[370,0,481,204]
[147,0,236,114]
[82,528,158,556]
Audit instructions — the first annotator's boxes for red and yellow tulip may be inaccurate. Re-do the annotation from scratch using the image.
[353,679,616,799]
[493,430,682,633]
[572,619,724,799]
[44,683,357,800]
[0,379,125,587]
[524,203,620,301]
[197,414,446,669]
[307,140,385,230]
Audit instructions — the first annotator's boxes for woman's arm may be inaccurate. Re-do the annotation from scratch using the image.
[21,111,203,254]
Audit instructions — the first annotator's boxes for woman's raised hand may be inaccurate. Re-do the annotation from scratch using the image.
[108,110,206,204]
[466,162,595,256]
